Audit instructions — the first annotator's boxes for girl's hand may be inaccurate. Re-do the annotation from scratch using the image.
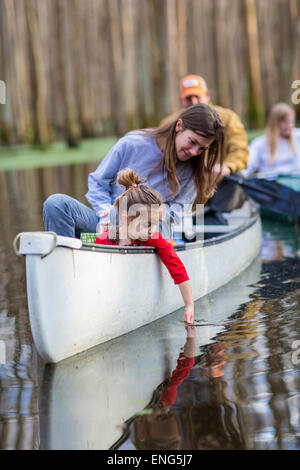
[178,281,194,324]
[184,304,194,325]
[185,324,196,338]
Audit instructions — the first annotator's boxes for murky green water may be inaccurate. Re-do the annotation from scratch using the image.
[0,165,299,450]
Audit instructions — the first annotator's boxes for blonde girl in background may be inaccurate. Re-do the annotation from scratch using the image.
[245,103,300,177]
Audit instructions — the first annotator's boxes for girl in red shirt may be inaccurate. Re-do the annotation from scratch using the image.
[95,168,194,324]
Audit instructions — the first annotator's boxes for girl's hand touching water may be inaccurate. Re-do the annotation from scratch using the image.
[184,304,194,325]
[178,280,194,325]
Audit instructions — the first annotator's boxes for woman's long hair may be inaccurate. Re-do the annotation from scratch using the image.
[266,103,295,164]
[142,103,225,205]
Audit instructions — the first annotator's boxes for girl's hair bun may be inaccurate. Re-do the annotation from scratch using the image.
[117,168,146,189]
[114,168,162,214]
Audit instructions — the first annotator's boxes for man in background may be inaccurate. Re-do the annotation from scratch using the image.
[161,75,249,213]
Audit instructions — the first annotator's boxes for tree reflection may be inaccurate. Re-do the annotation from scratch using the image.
[0,164,94,449]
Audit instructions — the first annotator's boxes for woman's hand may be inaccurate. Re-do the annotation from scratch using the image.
[96,210,110,234]
[212,163,231,180]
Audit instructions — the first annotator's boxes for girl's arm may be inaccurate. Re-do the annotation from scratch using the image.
[146,233,194,323]
[178,281,194,324]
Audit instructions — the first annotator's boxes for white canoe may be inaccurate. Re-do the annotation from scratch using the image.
[14,203,262,363]
[39,255,262,450]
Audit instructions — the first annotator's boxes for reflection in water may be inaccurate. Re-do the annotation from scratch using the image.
[262,218,297,261]
[37,255,261,450]
[116,259,300,450]
[0,164,300,449]
[0,344,39,450]
[0,164,97,449]
[131,327,196,451]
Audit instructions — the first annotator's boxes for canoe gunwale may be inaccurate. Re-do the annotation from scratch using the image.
[79,208,260,255]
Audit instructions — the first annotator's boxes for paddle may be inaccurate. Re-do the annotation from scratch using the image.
[225,174,300,219]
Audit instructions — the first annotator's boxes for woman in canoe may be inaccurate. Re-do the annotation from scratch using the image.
[95,168,194,324]
[245,103,300,177]
[43,103,225,240]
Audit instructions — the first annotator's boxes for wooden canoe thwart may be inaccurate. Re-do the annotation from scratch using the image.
[15,201,262,363]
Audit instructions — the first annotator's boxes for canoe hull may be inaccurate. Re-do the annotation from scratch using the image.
[25,215,262,363]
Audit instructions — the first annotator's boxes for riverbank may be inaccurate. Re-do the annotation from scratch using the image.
[0,131,262,172]
[0,137,118,171]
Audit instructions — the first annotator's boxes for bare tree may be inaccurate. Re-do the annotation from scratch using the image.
[244,0,265,127]
[26,0,51,146]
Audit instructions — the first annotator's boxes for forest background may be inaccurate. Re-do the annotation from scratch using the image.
[0,0,300,149]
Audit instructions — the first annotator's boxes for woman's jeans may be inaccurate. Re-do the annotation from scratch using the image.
[43,194,173,239]
[43,194,99,238]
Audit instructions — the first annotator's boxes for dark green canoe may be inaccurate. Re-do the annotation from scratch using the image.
[261,174,300,223]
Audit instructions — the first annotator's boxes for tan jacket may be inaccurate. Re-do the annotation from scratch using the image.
[160,104,249,173]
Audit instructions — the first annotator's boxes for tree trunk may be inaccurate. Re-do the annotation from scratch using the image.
[25,0,51,146]
[137,0,158,126]
[121,0,138,129]
[55,0,81,147]
[214,0,231,109]
[97,0,114,134]
[244,0,265,127]
[291,0,300,117]
[165,0,179,112]
[107,0,126,135]
[177,0,187,78]
[71,0,94,137]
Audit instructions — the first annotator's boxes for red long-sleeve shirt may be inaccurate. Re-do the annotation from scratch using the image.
[95,230,189,285]
[160,353,195,406]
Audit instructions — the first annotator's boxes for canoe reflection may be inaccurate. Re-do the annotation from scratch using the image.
[39,256,261,450]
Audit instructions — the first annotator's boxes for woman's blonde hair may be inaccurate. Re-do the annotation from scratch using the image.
[266,103,295,163]
[142,103,225,205]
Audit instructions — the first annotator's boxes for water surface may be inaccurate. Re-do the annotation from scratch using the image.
[0,164,299,450]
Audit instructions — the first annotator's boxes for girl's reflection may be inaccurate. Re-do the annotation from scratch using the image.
[133,326,195,450]
[122,326,246,450]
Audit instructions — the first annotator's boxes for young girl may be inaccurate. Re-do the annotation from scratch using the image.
[245,103,300,176]
[95,169,194,325]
